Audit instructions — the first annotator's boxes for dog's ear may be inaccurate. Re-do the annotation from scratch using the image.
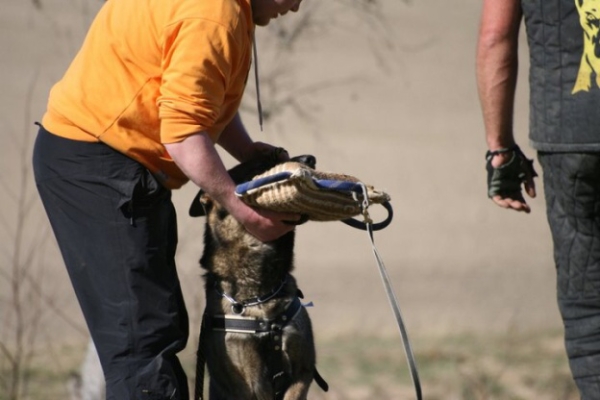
[290,155,316,169]
[189,190,213,217]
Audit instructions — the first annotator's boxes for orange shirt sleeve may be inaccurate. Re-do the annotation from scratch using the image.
[158,18,243,144]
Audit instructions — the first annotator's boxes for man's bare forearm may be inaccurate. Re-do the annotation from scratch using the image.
[476,0,522,151]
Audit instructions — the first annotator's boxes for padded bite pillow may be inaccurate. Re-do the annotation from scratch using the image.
[234,161,390,221]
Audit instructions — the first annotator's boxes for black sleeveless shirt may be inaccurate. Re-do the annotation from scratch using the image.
[522,0,600,151]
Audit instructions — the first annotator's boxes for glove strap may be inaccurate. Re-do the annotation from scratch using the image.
[485,145,519,161]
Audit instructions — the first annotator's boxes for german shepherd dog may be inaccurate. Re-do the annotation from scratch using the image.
[189,154,327,400]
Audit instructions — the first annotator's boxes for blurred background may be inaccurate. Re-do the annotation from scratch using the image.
[0,0,575,398]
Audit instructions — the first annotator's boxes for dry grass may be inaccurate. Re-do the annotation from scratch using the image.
[1,329,578,400]
[305,330,578,400]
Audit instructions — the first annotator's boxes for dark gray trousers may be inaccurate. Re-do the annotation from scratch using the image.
[539,152,600,399]
[32,126,189,400]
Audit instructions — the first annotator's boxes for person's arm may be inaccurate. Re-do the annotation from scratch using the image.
[217,113,254,162]
[476,0,536,212]
[164,132,297,242]
[218,113,289,163]
[476,0,521,153]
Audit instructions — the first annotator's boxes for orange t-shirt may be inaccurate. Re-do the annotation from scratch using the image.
[42,0,254,189]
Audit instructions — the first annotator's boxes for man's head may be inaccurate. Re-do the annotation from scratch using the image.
[251,0,302,26]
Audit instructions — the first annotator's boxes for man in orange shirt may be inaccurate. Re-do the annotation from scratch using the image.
[32,0,303,398]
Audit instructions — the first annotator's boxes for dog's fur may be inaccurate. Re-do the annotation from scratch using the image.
[191,155,322,400]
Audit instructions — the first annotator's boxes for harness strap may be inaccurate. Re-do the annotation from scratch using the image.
[194,297,328,399]
[194,314,207,400]
[205,296,303,333]
[270,323,287,400]
[313,368,329,392]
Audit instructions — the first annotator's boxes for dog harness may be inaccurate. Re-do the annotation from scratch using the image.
[194,277,328,400]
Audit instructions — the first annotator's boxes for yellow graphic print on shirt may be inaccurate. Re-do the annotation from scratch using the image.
[573,0,600,93]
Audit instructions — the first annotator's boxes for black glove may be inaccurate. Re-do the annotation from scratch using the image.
[486,145,538,199]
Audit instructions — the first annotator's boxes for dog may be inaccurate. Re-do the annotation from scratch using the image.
[573,0,600,93]
[189,154,327,400]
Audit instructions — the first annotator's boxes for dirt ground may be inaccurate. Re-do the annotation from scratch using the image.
[0,0,569,398]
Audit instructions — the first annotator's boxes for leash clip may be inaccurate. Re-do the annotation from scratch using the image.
[354,183,373,225]
[361,208,373,225]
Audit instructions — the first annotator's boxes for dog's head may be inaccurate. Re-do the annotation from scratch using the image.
[577,0,600,39]
[190,154,316,275]
[189,154,315,218]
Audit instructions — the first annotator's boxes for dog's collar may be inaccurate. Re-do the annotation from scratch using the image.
[203,296,303,334]
[214,274,290,315]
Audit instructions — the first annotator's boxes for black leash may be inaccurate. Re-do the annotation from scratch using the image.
[342,201,393,231]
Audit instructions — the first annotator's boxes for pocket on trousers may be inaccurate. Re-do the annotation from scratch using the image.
[120,169,169,220]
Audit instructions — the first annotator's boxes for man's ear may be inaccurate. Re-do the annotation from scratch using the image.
[189,190,212,217]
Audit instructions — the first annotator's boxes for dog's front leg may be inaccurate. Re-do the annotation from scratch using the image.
[282,380,311,400]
